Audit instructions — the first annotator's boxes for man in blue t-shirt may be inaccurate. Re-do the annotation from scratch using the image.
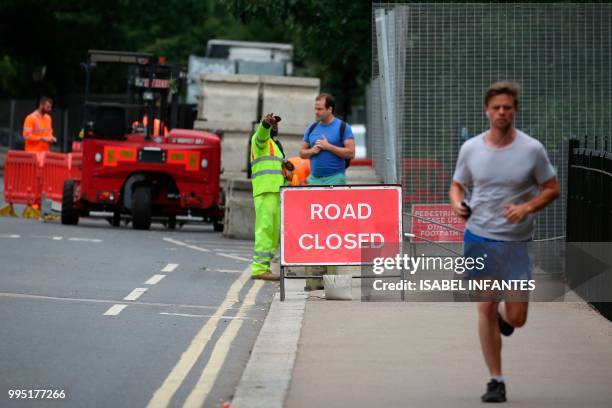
[299,93,356,290]
[300,93,355,185]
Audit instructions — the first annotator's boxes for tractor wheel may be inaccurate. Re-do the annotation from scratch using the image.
[61,180,79,225]
[111,210,121,227]
[132,185,152,230]
[213,219,224,232]
[167,215,176,230]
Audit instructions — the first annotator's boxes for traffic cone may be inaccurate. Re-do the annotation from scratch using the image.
[0,203,17,217]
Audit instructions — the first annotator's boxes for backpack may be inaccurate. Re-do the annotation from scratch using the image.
[306,120,351,169]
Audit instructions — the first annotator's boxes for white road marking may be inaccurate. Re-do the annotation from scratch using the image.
[103,304,128,316]
[186,244,210,253]
[53,236,63,240]
[227,252,252,257]
[185,240,250,246]
[216,253,250,262]
[213,249,251,254]
[145,275,166,285]
[159,312,256,320]
[147,267,252,407]
[183,280,264,408]
[163,237,188,246]
[68,237,102,243]
[200,267,242,274]
[215,269,242,274]
[0,234,20,238]
[124,288,148,301]
[211,246,252,250]
[0,292,238,311]
[163,237,210,252]
[161,263,179,273]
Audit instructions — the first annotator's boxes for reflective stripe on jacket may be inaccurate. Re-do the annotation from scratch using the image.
[132,115,168,137]
[250,123,284,197]
[23,111,53,152]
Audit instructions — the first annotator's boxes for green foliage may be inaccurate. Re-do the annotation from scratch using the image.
[0,55,20,93]
[0,0,371,115]
[223,0,372,117]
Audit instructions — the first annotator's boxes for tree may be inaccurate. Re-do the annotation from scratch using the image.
[0,0,371,114]
[223,0,372,118]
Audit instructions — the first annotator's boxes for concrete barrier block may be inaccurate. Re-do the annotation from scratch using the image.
[195,74,320,173]
[198,74,260,126]
[193,123,253,174]
[223,177,255,240]
[261,76,320,136]
[193,123,304,173]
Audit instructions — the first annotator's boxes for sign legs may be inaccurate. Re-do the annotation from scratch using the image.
[280,265,285,301]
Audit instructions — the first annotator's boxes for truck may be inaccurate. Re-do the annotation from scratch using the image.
[61,50,224,230]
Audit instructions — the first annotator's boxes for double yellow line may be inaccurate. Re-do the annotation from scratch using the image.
[147,267,263,408]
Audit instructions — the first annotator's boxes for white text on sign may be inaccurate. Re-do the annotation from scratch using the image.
[310,203,372,220]
[300,203,382,250]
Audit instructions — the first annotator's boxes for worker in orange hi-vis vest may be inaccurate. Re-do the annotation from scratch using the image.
[131,115,168,137]
[22,96,56,152]
[287,156,310,186]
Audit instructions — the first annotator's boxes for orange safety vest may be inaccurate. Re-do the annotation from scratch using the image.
[288,157,310,186]
[132,115,168,137]
[23,111,53,152]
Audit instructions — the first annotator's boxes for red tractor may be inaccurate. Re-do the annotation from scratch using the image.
[62,50,223,230]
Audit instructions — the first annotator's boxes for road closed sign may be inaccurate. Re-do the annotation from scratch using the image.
[281,185,402,265]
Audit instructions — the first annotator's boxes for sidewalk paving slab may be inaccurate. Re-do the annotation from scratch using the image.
[285,300,612,408]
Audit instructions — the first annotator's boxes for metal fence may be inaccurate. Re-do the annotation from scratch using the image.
[0,97,109,152]
[0,99,69,151]
[0,96,198,152]
[369,5,409,184]
[370,3,612,240]
[566,138,612,320]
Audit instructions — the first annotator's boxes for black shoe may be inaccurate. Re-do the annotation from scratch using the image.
[481,379,507,403]
[497,311,514,336]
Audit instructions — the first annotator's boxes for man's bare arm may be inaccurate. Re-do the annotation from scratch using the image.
[300,141,320,159]
[314,138,355,159]
[449,181,470,219]
[503,176,560,223]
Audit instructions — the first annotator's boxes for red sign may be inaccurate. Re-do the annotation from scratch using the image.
[134,78,170,88]
[411,204,465,243]
[281,186,402,265]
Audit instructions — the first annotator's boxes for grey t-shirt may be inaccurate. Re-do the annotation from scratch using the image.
[452,130,556,241]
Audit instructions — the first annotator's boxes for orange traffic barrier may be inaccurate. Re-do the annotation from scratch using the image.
[3,150,80,213]
[40,152,71,203]
[3,150,42,206]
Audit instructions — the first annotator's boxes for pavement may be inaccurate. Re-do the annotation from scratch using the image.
[233,276,612,408]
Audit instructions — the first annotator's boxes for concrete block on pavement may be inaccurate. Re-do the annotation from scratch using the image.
[223,177,255,240]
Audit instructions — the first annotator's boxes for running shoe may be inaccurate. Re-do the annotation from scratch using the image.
[481,379,507,403]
